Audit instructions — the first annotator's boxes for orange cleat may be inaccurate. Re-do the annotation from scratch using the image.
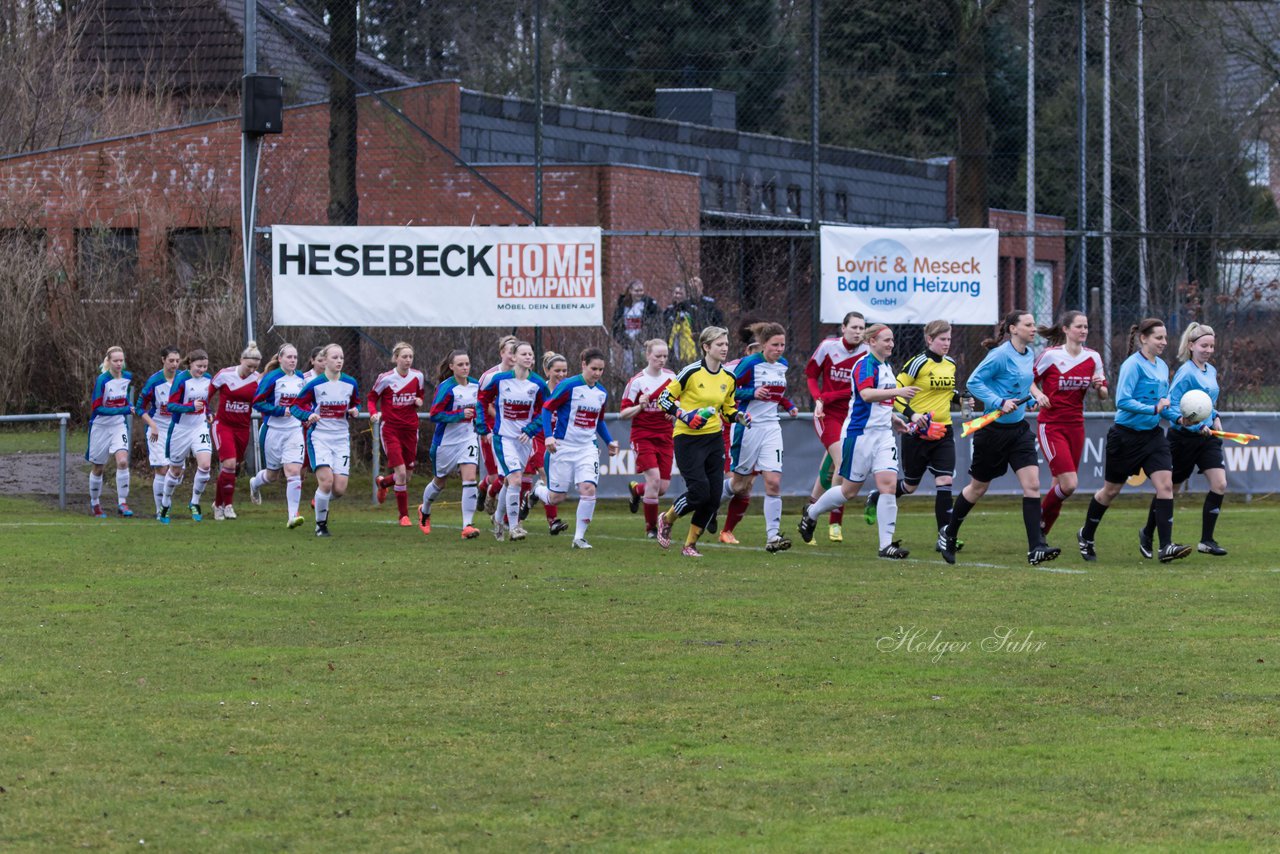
[399,515,412,527]
[718,530,740,545]
[461,524,480,539]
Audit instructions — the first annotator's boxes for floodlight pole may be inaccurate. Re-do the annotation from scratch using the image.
[241,0,261,348]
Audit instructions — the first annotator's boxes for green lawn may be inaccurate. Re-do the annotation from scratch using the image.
[1,491,1278,850]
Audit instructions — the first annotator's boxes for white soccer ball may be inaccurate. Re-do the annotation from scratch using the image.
[1179,389,1212,425]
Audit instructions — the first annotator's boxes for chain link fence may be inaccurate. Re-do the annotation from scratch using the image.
[3,0,1280,414]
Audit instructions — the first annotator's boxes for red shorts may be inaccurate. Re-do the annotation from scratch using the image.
[480,433,499,477]
[1037,420,1085,478]
[815,406,848,449]
[632,436,674,480]
[380,423,418,471]
[523,434,546,475]
[212,420,249,464]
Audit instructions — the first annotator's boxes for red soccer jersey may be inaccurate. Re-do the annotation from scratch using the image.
[621,369,677,441]
[1034,345,1104,426]
[805,337,866,412]
[210,367,260,429]
[368,368,426,431]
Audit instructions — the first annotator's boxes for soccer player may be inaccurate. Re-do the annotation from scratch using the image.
[1076,319,1193,563]
[1032,311,1107,535]
[302,345,326,382]
[208,342,262,520]
[798,324,916,559]
[805,311,867,542]
[531,348,620,548]
[86,345,133,517]
[519,351,570,535]
[136,346,181,518]
[1141,321,1228,556]
[476,341,549,541]
[290,344,360,537]
[884,319,961,543]
[620,339,677,538]
[654,326,750,557]
[478,335,519,514]
[721,322,798,552]
[369,342,426,526]
[249,343,309,528]
[937,311,1059,566]
[420,349,482,539]
[161,349,214,523]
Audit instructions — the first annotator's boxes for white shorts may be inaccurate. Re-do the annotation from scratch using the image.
[730,421,783,475]
[547,442,601,493]
[146,425,171,467]
[492,435,532,477]
[166,421,212,464]
[307,431,351,476]
[262,423,305,471]
[86,419,129,465]
[839,429,899,484]
[433,438,481,478]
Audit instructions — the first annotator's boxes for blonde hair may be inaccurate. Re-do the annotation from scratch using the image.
[497,334,519,357]
[263,342,296,374]
[864,323,891,343]
[240,340,262,361]
[1178,322,1215,362]
[698,325,728,355]
[643,338,667,355]
[542,350,567,374]
[100,345,125,374]
[391,341,413,363]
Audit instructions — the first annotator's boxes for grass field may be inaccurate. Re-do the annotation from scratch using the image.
[2,487,1279,850]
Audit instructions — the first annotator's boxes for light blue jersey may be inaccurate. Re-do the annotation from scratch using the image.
[964,340,1035,425]
[1167,360,1218,433]
[1114,351,1172,431]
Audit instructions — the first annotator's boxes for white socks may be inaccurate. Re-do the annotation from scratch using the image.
[534,481,552,505]
[250,470,268,494]
[314,489,331,523]
[152,475,165,514]
[575,496,596,541]
[877,493,898,549]
[764,495,782,539]
[192,466,211,503]
[808,485,847,519]
[722,479,735,500]
[421,481,443,515]
[461,481,478,526]
[88,473,103,505]
[162,471,182,507]
[505,483,521,529]
[115,469,129,504]
[286,475,302,518]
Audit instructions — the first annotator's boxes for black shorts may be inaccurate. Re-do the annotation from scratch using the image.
[968,421,1038,483]
[1169,428,1225,484]
[1104,424,1172,484]
[901,425,956,485]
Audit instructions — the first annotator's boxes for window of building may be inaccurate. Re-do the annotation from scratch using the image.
[169,227,233,295]
[786,185,802,217]
[761,181,777,214]
[709,175,726,210]
[835,191,849,220]
[76,227,138,298]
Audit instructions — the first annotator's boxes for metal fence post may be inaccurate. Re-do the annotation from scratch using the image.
[58,415,68,511]
[370,418,381,505]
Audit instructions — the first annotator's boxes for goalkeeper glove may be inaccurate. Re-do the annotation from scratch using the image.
[678,407,713,429]
[734,411,752,428]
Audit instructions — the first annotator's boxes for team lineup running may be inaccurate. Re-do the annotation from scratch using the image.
[84,309,1236,561]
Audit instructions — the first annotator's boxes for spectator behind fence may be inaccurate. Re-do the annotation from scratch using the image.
[611,278,661,375]
[664,277,724,367]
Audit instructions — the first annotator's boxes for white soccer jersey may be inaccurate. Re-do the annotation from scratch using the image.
[255,369,308,431]
[168,372,211,429]
[543,376,611,447]
[292,374,359,439]
[479,371,548,440]
[430,377,481,454]
[840,354,898,435]
[732,354,793,423]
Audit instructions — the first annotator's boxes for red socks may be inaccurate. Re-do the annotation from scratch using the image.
[724,493,750,533]
[216,470,236,507]
[829,506,844,525]
[395,484,409,518]
[545,503,559,521]
[643,497,659,531]
[1040,485,1067,535]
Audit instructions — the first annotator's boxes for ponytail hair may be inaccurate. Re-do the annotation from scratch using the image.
[100,345,124,374]
[437,349,469,383]
[749,321,786,344]
[1036,310,1086,347]
[309,345,326,366]
[263,342,297,375]
[643,338,667,355]
[184,348,209,367]
[864,323,891,344]
[1177,321,1215,363]
[842,310,865,327]
[390,341,414,364]
[159,345,180,362]
[240,340,262,361]
[497,334,519,358]
[542,350,567,374]
[982,310,1030,350]
[1128,317,1165,353]
[580,347,606,367]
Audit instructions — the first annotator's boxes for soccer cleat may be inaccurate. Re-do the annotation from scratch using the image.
[1138,528,1154,560]
[212,504,225,521]
[519,493,531,521]
[628,482,642,514]
[933,527,965,553]
[461,525,480,539]
[681,544,703,558]
[797,504,816,544]
[315,521,330,537]
[1159,542,1194,563]
[938,529,957,565]
[878,540,910,560]
[1027,543,1061,566]
[828,523,843,543]
[656,514,673,549]
[91,503,106,518]
[223,505,237,520]
[189,503,203,522]
[572,538,593,550]
[508,525,528,541]
[376,480,388,505]
[863,492,877,526]
[1197,540,1228,556]
[399,515,412,527]
[718,530,740,545]
[491,513,506,542]
[1077,528,1097,562]
[117,503,133,518]
[548,518,569,536]
[483,489,499,516]
[157,505,171,525]
[249,480,262,505]
[646,528,657,539]
[765,534,792,553]
[418,506,432,535]
[287,515,306,529]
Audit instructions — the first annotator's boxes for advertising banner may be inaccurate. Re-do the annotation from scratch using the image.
[820,226,999,325]
[272,225,603,327]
